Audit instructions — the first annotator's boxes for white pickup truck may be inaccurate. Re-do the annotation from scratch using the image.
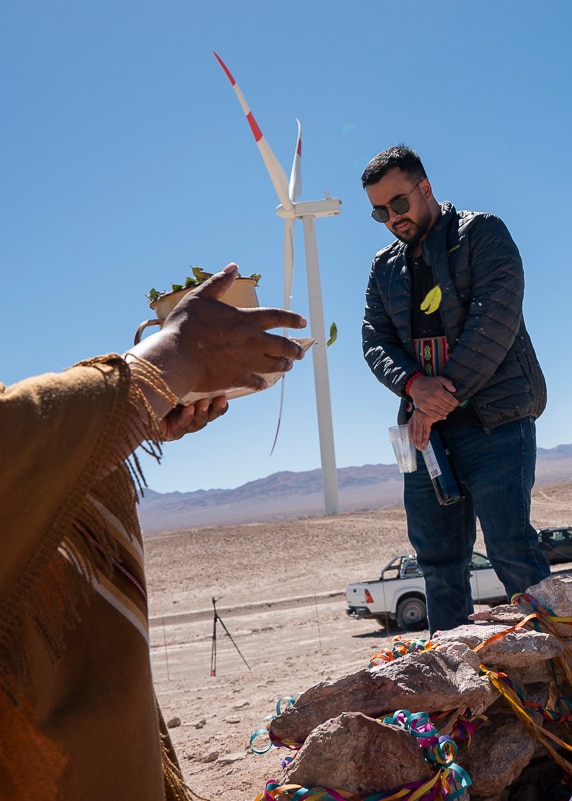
[345,550,506,631]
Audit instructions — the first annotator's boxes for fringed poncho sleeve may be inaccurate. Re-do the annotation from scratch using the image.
[0,355,193,801]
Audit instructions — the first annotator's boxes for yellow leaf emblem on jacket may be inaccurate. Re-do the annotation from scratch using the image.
[420,284,442,315]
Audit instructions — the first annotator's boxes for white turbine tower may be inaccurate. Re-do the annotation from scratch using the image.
[214,53,341,515]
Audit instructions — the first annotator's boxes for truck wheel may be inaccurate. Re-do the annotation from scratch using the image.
[396,598,427,631]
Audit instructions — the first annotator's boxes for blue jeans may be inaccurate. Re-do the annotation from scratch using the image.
[403,418,550,634]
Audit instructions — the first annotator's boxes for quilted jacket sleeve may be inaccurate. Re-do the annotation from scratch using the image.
[362,248,419,397]
[440,214,525,400]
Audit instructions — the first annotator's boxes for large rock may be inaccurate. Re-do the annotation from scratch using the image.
[433,623,513,647]
[457,711,536,797]
[433,625,563,670]
[515,574,572,637]
[434,641,482,672]
[504,756,567,801]
[469,605,528,626]
[283,712,433,796]
[269,647,496,744]
[478,629,562,670]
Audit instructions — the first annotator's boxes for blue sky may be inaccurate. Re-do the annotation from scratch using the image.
[2,1,571,497]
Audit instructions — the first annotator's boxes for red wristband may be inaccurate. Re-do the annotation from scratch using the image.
[404,371,424,397]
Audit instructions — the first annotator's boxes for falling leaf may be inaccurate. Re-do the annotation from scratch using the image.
[326,322,338,347]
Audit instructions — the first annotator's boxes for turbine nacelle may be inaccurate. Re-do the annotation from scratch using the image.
[276,197,342,221]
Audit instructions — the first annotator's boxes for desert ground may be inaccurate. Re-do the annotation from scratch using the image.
[144,481,572,801]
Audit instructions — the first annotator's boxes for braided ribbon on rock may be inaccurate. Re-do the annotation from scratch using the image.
[474,594,572,777]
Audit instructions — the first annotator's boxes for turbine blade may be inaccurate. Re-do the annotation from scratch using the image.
[213,52,293,211]
[269,219,295,457]
[288,118,302,202]
[269,376,285,457]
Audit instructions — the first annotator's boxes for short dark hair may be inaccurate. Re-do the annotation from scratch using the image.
[361,144,427,188]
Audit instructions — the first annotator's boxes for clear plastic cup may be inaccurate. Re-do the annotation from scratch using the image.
[388,425,418,473]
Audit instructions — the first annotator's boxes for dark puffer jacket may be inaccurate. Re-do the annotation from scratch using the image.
[362,201,546,429]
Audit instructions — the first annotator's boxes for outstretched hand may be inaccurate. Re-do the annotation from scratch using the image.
[161,264,307,396]
[126,263,308,432]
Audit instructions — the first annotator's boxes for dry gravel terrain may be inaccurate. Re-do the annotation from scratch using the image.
[144,481,572,801]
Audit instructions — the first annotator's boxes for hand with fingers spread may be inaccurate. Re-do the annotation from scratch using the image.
[126,263,307,432]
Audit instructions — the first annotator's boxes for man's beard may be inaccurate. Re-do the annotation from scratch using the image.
[392,209,434,248]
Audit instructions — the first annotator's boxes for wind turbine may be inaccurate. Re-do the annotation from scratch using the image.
[214,52,341,516]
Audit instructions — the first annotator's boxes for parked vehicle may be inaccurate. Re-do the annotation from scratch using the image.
[537,527,572,565]
[345,550,506,631]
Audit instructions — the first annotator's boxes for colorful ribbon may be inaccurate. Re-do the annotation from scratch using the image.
[370,636,435,667]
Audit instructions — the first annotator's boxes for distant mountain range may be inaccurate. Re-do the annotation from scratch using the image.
[138,444,572,534]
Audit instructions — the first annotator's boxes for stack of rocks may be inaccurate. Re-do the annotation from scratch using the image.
[264,575,572,801]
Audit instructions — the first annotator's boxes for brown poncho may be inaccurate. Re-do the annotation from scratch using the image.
[0,355,192,800]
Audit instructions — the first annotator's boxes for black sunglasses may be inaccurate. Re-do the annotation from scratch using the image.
[370,179,423,223]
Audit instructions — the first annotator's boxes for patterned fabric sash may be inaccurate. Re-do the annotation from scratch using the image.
[413,336,449,377]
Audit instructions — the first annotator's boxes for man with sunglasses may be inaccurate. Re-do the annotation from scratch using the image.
[361,144,549,634]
